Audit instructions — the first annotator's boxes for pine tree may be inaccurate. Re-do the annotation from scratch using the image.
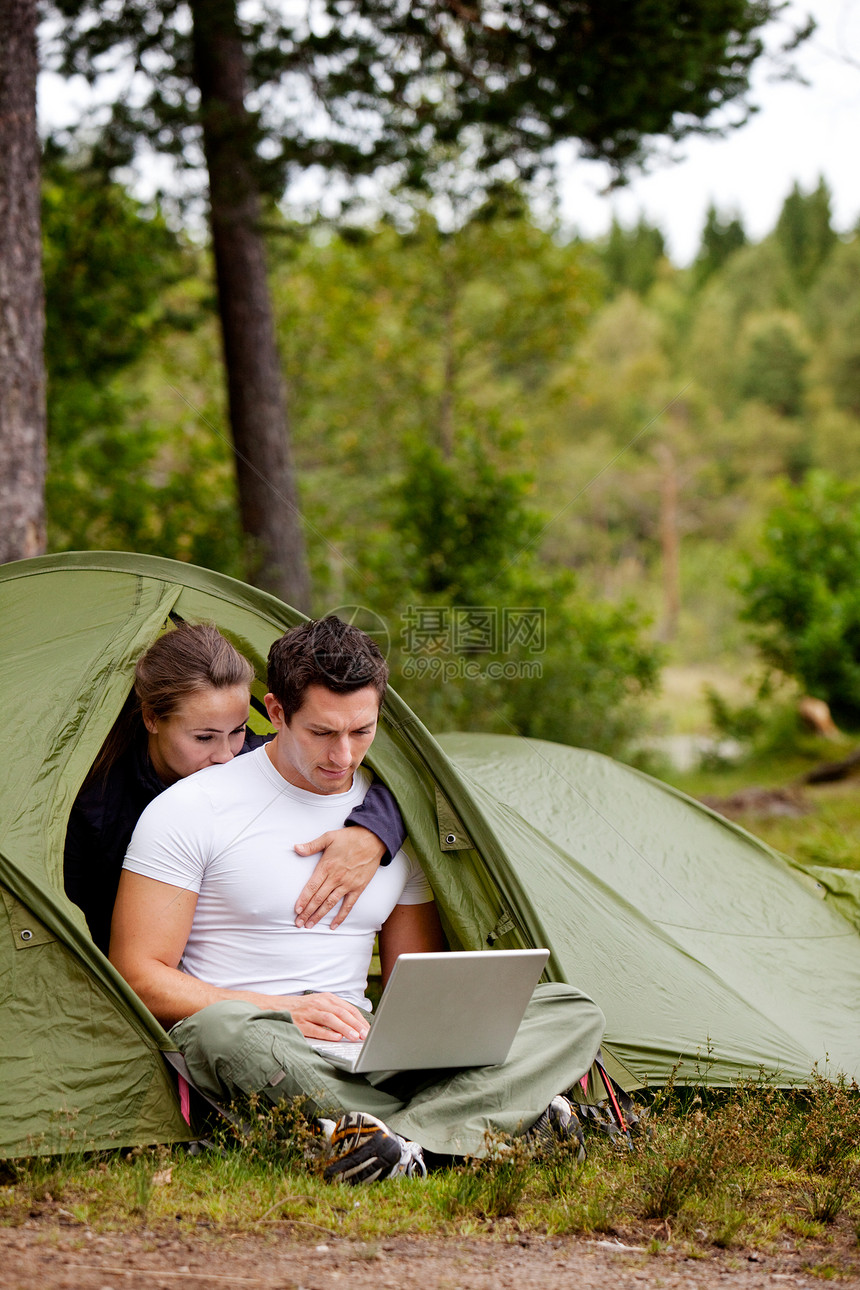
[601,216,666,296]
[775,178,837,290]
[694,203,747,287]
[28,2,803,596]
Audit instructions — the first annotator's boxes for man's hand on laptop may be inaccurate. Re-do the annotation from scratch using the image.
[293,827,385,928]
[281,991,370,1042]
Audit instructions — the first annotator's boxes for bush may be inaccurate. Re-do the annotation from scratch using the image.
[361,432,661,755]
[739,472,860,725]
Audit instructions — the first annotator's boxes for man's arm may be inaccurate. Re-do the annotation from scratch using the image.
[377,901,445,988]
[109,870,370,1039]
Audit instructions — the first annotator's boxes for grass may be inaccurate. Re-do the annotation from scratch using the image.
[649,698,860,873]
[2,1077,860,1263]
[733,782,860,872]
[640,659,860,872]
[664,772,860,873]
[6,733,860,1266]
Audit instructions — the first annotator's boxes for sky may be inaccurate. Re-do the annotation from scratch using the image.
[38,1,860,266]
[556,0,860,264]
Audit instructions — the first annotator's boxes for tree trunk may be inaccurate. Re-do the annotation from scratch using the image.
[190,0,311,611]
[438,262,457,459]
[655,440,680,642]
[0,0,46,564]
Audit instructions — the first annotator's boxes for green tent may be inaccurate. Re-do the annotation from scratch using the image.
[436,734,860,1088]
[2,551,859,1158]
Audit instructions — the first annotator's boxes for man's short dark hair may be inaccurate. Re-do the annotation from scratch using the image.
[267,616,389,721]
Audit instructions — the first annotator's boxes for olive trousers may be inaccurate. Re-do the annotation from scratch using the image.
[170,982,605,1157]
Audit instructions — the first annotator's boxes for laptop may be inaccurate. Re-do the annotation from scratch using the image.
[308,948,549,1074]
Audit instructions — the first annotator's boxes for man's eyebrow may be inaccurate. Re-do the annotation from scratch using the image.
[308,721,376,733]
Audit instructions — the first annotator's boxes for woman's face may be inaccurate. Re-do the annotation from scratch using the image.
[143,684,251,786]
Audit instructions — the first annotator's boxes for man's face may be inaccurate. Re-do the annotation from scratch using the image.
[264,683,380,795]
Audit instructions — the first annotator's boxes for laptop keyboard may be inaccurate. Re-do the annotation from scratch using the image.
[311,1039,363,1061]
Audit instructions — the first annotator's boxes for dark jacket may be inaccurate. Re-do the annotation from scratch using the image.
[63,732,406,954]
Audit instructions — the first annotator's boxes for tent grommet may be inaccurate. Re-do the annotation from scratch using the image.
[20,930,33,942]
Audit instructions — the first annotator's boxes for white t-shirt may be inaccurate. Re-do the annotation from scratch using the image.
[123,746,432,1009]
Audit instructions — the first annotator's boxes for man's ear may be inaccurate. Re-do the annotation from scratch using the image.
[264,692,285,728]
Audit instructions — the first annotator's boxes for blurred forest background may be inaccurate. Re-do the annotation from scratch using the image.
[42,157,860,758]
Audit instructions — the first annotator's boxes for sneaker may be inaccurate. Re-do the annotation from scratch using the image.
[526,1094,587,1162]
[389,1135,427,1179]
[323,1111,426,1184]
[304,1116,336,1160]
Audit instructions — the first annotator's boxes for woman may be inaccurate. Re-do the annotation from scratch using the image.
[64,621,405,953]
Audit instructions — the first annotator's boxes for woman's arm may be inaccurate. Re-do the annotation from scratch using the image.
[346,779,406,860]
[293,779,408,929]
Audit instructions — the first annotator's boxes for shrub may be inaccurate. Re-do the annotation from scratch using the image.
[739,472,860,725]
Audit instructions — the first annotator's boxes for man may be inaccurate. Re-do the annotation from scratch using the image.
[111,617,605,1183]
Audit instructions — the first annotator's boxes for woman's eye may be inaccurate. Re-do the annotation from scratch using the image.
[195,735,214,743]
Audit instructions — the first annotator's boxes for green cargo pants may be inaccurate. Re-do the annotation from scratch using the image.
[170,982,605,1157]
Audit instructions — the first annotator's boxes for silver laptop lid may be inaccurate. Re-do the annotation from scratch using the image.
[351,947,549,1073]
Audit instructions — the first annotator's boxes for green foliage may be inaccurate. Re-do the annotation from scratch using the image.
[47,1,794,194]
[704,686,767,742]
[737,312,808,418]
[685,241,795,410]
[693,203,747,288]
[501,586,661,750]
[42,156,183,390]
[42,154,182,500]
[775,178,838,291]
[354,430,661,752]
[780,1075,860,1176]
[600,215,667,297]
[739,472,860,723]
[38,148,860,752]
[391,434,541,604]
[41,0,802,612]
[806,237,860,416]
[271,204,660,753]
[436,1138,534,1220]
[274,201,599,482]
[42,157,246,573]
[4,1077,860,1259]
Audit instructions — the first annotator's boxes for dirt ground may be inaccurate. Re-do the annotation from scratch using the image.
[4,1220,860,1290]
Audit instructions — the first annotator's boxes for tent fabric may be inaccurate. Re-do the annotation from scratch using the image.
[787,861,860,935]
[2,551,859,1157]
[436,733,860,1089]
